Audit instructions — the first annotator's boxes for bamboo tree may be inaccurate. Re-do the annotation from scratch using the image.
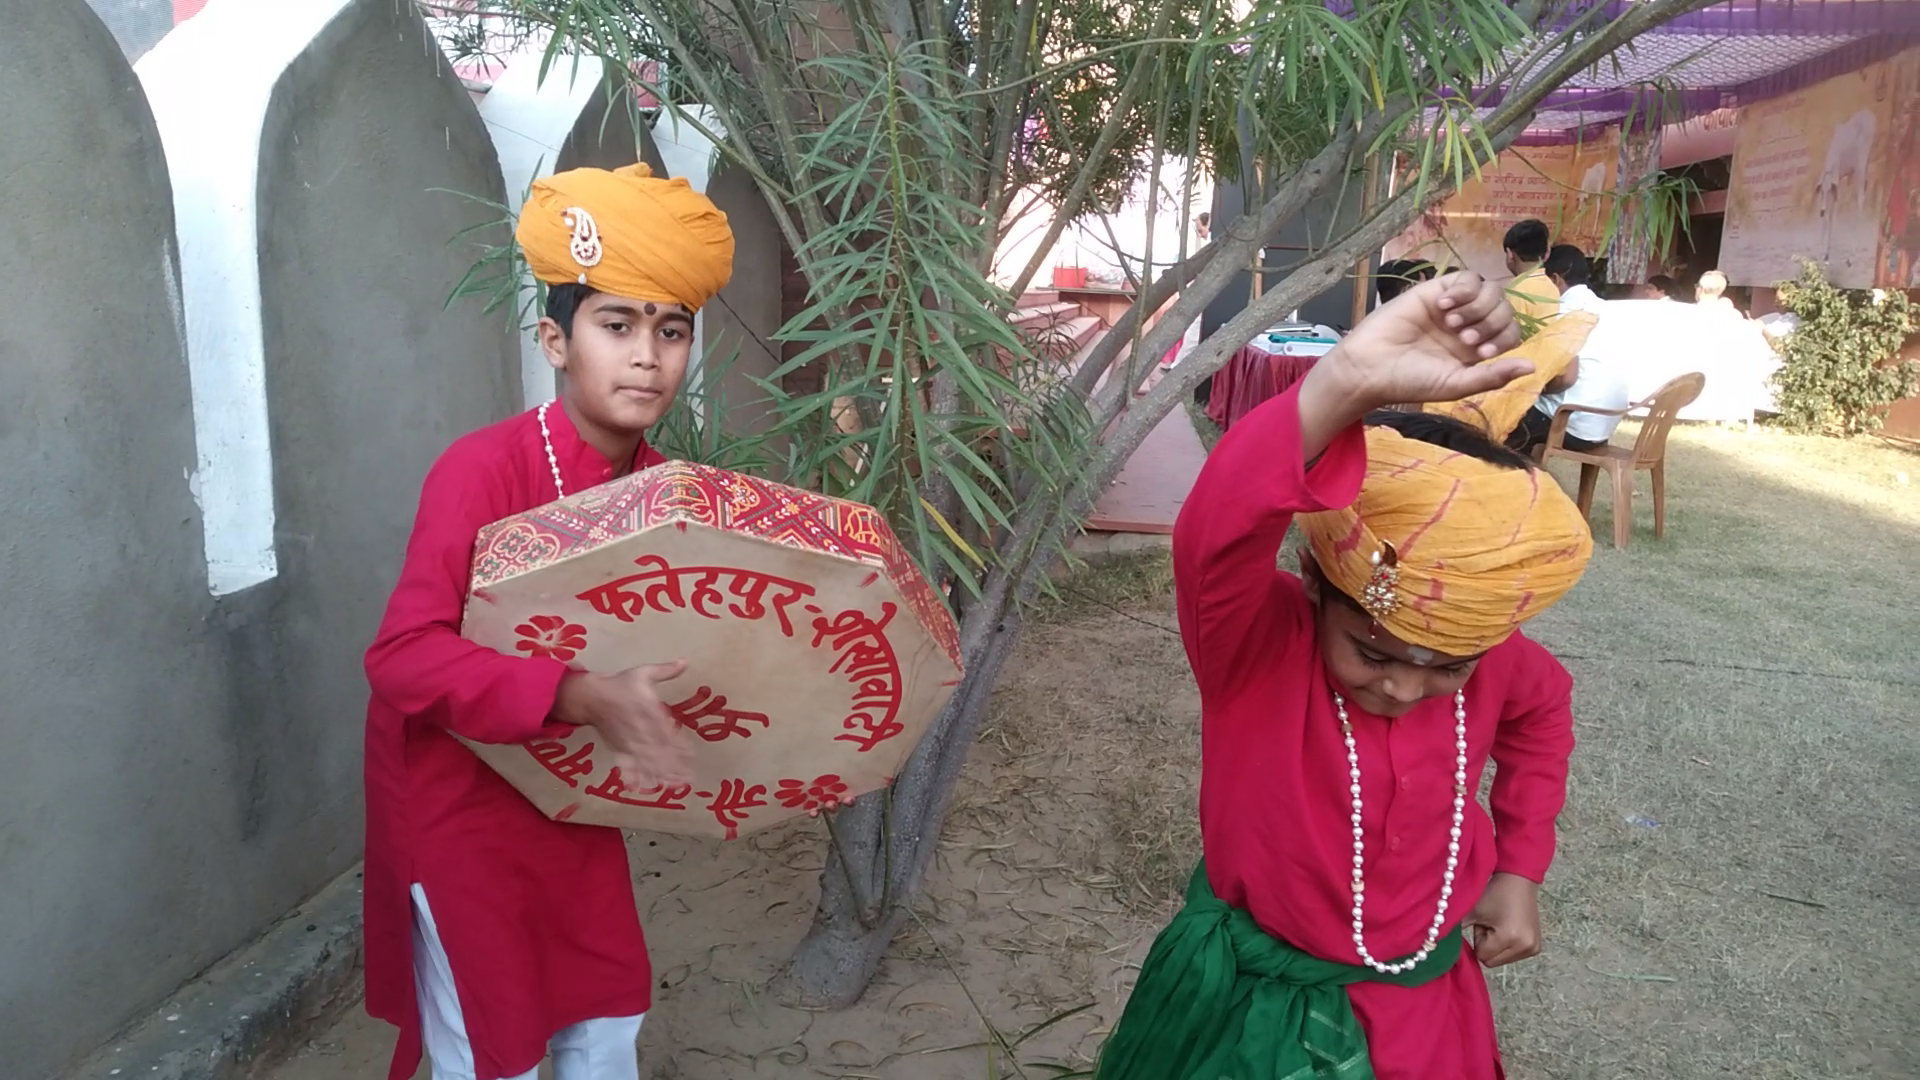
[452,0,1725,1007]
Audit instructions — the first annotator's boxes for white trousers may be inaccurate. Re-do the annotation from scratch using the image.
[1166,314,1202,368]
[411,885,645,1080]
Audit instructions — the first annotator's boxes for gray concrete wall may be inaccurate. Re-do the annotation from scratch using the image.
[0,1,521,1075]
[557,84,661,175]
[81,0,173,59]
[0,2,233,1075]
[702,163,786,436]
[0,1,777,1071]
[243,0,521,886]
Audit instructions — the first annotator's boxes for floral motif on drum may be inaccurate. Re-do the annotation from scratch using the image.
[514,615,588,661]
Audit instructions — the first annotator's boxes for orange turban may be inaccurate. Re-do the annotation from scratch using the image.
[1300,427,1593,656]
[516,163,734,310]
[1423,311,1598,442]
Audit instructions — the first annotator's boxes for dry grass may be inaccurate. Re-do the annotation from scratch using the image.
[1490,421,1919,1079]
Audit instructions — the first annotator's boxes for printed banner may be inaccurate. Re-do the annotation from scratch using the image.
[1722,47,1920,289]
[1384,131,1620,281]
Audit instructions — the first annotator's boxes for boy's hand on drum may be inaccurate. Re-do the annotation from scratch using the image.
[553,662,693,793]
[1319,271,1532,411]
[1464,872,1543,968]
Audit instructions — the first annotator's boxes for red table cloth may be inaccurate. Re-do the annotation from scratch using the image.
[1205,345,1320,431]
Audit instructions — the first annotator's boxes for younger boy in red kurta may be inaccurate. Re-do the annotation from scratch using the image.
[1098,273,1594,1079]
[362,165,733,1080]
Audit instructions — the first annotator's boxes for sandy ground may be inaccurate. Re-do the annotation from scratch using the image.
[271,418,1918,1079]
[271,560,1195,1080]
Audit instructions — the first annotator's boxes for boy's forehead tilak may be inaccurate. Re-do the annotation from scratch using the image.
[592,297,693,325]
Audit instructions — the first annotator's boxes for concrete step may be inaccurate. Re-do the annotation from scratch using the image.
[1034,314,1103,359]
[1010,301,1080,333]
[1017,289,1061,307]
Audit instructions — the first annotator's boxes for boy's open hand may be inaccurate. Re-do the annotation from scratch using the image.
[553,661,694,793]
[1465,872,1543,968]
[1321,271,1532,411]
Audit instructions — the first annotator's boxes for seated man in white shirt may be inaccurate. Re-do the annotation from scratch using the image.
[1509,245,1630,454]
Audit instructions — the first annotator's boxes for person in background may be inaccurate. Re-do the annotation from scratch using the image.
[1376,259,1439,309]
[1544,245,1603,315]
[1639,275,1675,300]
[1502,219,1559,333]
[1195,212,1212,244]
[1695,270,1741,317]
[1509,246,1629,456]
[1375,259,1411,306]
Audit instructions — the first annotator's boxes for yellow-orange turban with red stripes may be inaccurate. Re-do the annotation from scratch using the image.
[1422,311,1598,442]
[516,163,734,310]
[1300,425,1594,655]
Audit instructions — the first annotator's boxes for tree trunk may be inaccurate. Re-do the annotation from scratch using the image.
[765,0,1727,1013]
[773,841,910,1008]
[774,596,1025,1005]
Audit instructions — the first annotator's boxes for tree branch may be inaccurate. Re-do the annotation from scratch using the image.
[980,0,1043,222]
[1066,114,1377,411]
[1004,0,1184,299]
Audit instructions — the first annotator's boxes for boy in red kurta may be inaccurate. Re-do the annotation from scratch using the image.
[362,164,734,1080]
[1098,273,1594,1079]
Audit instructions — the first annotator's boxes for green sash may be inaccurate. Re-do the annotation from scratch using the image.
[1095,861,1462,1080]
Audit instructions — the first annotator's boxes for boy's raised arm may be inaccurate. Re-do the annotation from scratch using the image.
[364,447,570,745]
[1173,270,1530,690]
[1171,383,1367,689]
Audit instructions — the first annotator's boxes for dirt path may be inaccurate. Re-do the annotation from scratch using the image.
[272,557,1193,1080]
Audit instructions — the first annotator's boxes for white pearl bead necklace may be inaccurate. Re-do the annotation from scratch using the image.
[1336,689,1468,975]
[537,401,566,499]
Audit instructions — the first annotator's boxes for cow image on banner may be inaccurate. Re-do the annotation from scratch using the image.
[460,461,964,839]
[1722,46,1918,289]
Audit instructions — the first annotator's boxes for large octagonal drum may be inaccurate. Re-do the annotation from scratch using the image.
[460,461,964,839]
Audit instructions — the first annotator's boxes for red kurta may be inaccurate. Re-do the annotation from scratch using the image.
[1174,384,1575,1080]
[363,404,666,1080]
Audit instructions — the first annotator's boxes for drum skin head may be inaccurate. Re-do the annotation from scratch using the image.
[462,461,964,839]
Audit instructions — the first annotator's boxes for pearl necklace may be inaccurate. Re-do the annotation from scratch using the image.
[537,401,566,499]
[1336,689,1468,975]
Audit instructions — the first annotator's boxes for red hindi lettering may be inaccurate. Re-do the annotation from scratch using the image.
[835,709,907,753]
[631,554,689,613]
[851,676,894,701]
[530,740,597,788]
[576,580,647,622]
[831,639,896,681]
[669,686,771,742]
[585,771,693,810]
[810,602,897,651]
[688,569,727,620]
[725,572,814,637]
[697,779,768,840]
